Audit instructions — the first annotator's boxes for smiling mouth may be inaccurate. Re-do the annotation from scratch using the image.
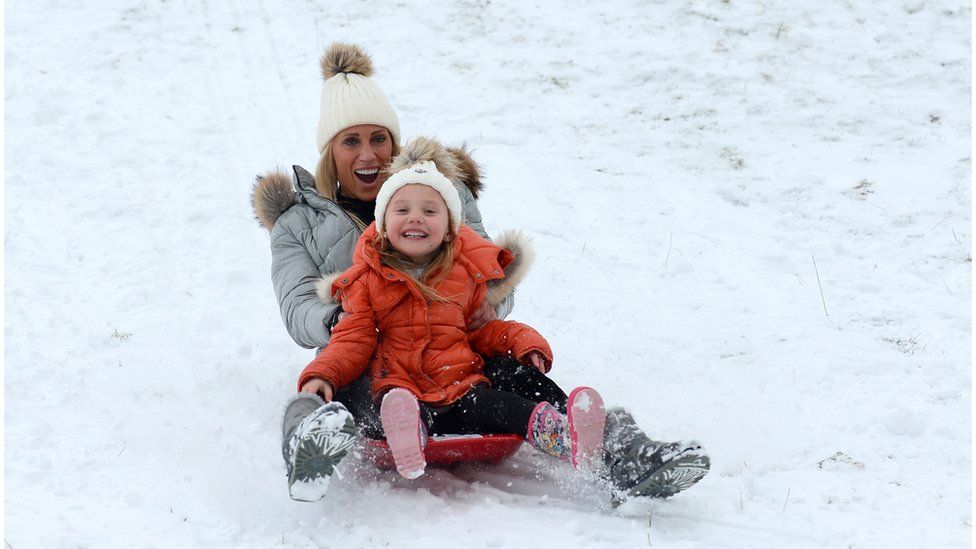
[355,168,380,184]
[402,231,428,239]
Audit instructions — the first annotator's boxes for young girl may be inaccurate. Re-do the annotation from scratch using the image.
[297,136,607,480]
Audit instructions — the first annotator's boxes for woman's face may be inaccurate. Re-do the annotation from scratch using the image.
[331,124,394,201]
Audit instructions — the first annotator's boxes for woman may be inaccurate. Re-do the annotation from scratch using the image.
[251,43,708,502]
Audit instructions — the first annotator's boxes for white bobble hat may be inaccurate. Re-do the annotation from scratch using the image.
[316,43,400,154]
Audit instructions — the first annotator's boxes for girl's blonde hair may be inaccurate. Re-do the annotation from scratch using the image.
[370,229,456,303]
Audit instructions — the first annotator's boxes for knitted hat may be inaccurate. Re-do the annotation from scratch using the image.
[316,43,401,154]
[374,137,463,235]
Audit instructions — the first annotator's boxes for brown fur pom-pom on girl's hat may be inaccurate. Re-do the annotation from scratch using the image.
[316,43,401,153]
[374,136,464,235]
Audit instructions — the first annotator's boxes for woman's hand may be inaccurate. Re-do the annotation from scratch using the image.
[466,299,496,331]
[525,351,550,374]
[301,378,335,402]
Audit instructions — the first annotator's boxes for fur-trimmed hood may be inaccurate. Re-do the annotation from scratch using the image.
[315,227,534,309]
[250,146,483,232]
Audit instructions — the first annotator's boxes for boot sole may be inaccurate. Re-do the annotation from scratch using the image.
[288,405,357,502]
[567,387,606,474]
[628,451,710,499]
[380,389,427,479]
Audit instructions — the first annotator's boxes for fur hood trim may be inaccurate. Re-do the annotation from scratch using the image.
[315,229,534,308]
[251,168,296,231]
[315,271,343,304]
[486,229,535,307]
[321,43,373,80]
[386,137,483,199]
[446,144,483,199]
[386,136,460,183]
[249,142,483,232]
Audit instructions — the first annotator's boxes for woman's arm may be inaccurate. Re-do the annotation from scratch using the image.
[270,220,347,349]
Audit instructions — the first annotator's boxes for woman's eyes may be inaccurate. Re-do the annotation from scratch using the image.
[343,135,385,147]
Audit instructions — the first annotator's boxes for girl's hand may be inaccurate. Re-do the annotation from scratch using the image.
[466,299,497,331]
[301,378,334,402]
[525,352,550,374]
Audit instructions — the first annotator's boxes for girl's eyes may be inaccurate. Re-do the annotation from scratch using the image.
[342,137,360,147]
[371,135,387,144]
[391,206,440,215]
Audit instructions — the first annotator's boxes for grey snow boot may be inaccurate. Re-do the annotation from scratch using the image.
[282,394,357,502]
[602,407,709,499]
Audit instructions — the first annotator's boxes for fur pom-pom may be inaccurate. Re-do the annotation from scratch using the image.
[446,144,483,199]
[321,42,374,80]
[385,136,461,183]
[251,168,296,231]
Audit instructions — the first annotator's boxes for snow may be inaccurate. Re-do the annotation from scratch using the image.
[4,0,971,547]
[572,389,594,413]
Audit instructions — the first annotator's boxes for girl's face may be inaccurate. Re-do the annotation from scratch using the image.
[384,184,451,264]
[331,124,394,201]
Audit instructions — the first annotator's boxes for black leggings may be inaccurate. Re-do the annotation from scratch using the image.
[334,355,568,439]
[422,384,536,436]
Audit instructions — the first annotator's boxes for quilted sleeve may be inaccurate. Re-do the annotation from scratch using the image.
[468,319,553,373]
[297,278,377,391]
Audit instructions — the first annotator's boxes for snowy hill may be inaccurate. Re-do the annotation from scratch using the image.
[5,0,971,547]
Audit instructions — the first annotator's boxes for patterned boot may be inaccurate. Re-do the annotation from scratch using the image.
[380,388,428,479]
[526,402,570,460]
[282,394,358,502]
[602,407,709,499]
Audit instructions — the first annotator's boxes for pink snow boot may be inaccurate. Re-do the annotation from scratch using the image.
[526,387,606,474]
[380,388,428,479]
[566,386,606,474]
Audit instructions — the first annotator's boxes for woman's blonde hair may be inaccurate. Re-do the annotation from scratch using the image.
[315,134,401,223]
[370,230,456,303]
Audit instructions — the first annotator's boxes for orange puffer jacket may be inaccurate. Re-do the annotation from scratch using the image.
[298,223,552,406]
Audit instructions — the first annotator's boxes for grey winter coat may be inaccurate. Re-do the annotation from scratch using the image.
[252,161,514,349]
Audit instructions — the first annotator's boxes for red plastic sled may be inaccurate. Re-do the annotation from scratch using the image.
[363,434,523,469]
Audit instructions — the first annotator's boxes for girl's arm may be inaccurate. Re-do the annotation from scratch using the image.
[468,319,553,373]
[297,279,378,392]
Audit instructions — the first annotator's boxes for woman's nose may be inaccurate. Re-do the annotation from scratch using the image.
[358,145,377,162]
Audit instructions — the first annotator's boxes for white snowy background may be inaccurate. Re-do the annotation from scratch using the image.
[5,0,971,547]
